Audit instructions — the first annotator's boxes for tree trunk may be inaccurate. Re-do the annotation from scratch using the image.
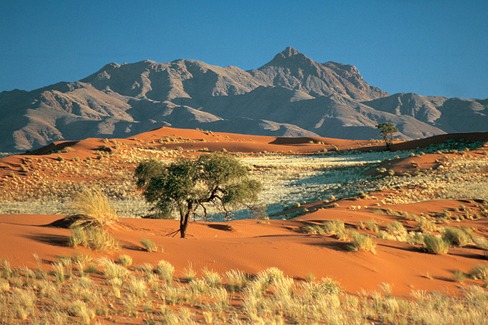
[180,212,190,238]
[179,204,193,238]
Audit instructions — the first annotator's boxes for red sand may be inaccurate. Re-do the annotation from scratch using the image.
[1,127,487,297]
[1,200,486,297]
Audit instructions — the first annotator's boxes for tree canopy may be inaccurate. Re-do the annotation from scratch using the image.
[134,153,262,238]
[376,122,398,150]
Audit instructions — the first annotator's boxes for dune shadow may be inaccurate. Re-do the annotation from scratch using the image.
[122,244,145,251]
[308,240,352,252]
[255,234,308,239]
[269,137,318,146]
[448,251,487,260]
[25,233,70,247]
[377,242,423,253]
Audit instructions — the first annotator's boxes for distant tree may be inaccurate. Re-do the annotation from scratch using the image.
[376,122,398,151]
[135,153,262,238]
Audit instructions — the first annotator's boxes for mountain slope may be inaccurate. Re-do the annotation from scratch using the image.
[0,47,486,151]
[365,93,488,134]
[250,47,387,101]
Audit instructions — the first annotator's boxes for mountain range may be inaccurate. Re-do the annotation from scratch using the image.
[1,47,487,152]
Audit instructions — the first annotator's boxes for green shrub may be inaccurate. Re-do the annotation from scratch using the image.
[423,234,449,254]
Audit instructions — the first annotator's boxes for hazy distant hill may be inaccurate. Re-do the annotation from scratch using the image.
[0,47,486,151]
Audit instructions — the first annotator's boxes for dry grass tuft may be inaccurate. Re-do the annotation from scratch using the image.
[69,226,120,252]
[69,188,118,228]
[349,231,376,254]
[423,234,449,254]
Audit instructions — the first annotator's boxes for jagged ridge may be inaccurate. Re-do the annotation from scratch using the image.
[0,47,486,151]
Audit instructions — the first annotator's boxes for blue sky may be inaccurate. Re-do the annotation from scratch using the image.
[1,0,487,98]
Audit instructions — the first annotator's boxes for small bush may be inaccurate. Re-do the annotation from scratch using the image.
[100,258,129,279]
[301,224,326,235]
[365,220,379,233]
[349,231,376,254]
[452,270,467,283]
[156,260,175,283]
[67,299,95,323]
[423,234,449,254]
[182,265,197,282]
[117,255,133,267]
[407,232,425,245]
[418,219,437,232]
[203,269,222,288]
[69,188,118,228]
[323,220,348,240]
[472,236,488,250]
[140,239,158,252]
[69,226,119,252]
[225,269,248,292]
[469,264,488,280]
[442,227,471,247]
[386,221,407,238]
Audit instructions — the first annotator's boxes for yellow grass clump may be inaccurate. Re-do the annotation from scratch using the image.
[70,188,118,228]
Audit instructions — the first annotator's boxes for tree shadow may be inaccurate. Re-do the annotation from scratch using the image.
[207,224,234,231]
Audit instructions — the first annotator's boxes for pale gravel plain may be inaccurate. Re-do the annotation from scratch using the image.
[1,147,486,219]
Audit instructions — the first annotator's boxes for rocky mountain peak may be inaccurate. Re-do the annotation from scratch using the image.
[281,46,301,58]
[261,47,316,70]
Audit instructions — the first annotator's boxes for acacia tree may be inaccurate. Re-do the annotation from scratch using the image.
[376,122,398,151]
[135,153,262,238]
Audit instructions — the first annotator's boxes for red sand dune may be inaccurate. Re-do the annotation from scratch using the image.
[1,127,487,297]
[0,196,486,297]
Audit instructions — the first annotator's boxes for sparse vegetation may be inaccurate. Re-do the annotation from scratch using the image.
[349,231,377,254]
[423,234,449,254]
[442,227,471,247]
[469,264,488,280]
[69,226,119,252]
[117,254,133,267]
[1,127,488,323]
[376,122,398,150]
[140,238,158,252]
[155,260,175,283]
[69,188,119,228]
[386,221,407,239]
[0,260,486,324]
